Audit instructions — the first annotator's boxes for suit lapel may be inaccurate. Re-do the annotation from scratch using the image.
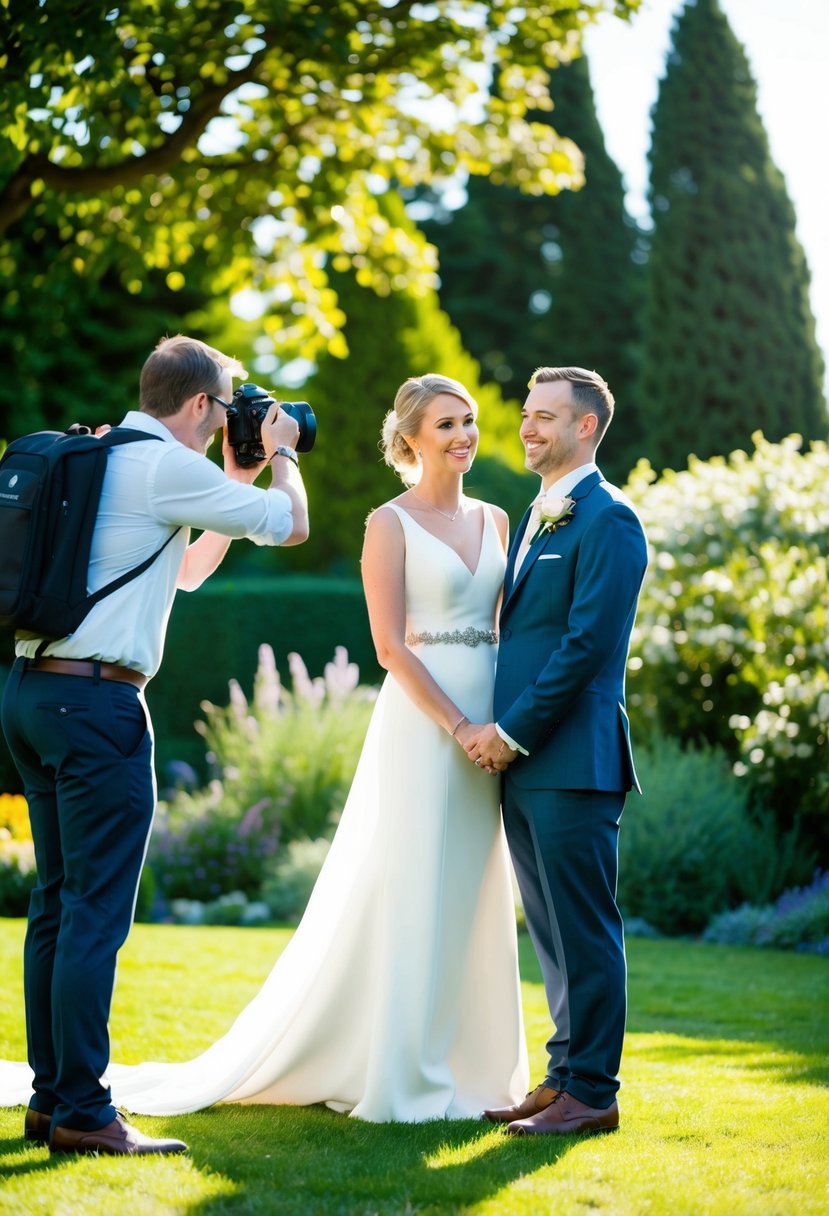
[502,469,604,614]
[504,502,533,592]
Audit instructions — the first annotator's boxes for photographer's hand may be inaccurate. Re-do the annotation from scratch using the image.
[261,402,300,462]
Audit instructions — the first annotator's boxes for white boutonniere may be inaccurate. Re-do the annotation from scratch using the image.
[533,492,576,543]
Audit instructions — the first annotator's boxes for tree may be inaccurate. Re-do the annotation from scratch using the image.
[0,0,640,366]
[0,213,205,437]
[226,230,535,576]
[421,54,645,481]
[638,0,827,471]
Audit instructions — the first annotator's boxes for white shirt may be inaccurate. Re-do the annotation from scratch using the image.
[17,411,294,677]
[496,461,600,755]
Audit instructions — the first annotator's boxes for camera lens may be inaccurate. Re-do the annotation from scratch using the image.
[281,402,316,453]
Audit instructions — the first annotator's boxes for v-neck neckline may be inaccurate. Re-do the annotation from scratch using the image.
[394,503,489,578]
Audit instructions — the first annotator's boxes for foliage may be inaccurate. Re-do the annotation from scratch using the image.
[0,793,29,842]
[625,434,829,857]
[148,645,376,905]
[145,574,380,779]
[261,836,332,923]
[0,236,204,437]
[703,871,829,953]
[638,0,826,471]
[0,0,640,365]
[0,844,35,918]
[169,890,271,927]
[194,644,376,841]
[0,793,34,916]
[421,53,645,481]
[619,735,804,936]
[147,786,284,904]
[279,194,535,572]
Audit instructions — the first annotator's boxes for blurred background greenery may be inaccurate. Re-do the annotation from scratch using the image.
[1,0,826,940]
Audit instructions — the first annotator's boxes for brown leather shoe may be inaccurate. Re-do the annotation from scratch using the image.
[50,1113,188,1156]
[483,1083,559,1124]
[507,1091,619,1136]
[24,1108,52,1144]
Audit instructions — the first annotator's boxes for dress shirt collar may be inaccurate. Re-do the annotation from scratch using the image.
[119,410,179,443]
[541,460,600,500]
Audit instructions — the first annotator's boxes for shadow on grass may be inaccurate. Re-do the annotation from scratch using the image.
[0,1106,585,1216]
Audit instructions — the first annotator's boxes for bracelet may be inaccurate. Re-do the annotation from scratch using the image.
[273,445,299,466]
[450,714,468,738]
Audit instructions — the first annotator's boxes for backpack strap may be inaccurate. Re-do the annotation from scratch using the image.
[82,426,182,608]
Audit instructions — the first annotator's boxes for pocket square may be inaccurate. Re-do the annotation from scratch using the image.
[539,553,563,561]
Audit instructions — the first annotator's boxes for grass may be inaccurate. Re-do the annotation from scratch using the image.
[0,920,827,1215]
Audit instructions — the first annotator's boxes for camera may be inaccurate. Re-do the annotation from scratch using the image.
[225,383,317,466]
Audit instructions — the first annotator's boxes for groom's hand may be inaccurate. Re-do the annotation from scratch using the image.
[465,723,517,771]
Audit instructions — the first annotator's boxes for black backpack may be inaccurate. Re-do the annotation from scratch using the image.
[0,426,180,641]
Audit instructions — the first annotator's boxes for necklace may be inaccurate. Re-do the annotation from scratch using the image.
[410,490,463,522]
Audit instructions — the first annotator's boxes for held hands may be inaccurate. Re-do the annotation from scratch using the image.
[454,720,517,774]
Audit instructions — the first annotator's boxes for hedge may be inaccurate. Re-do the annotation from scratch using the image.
[0,576,379,790]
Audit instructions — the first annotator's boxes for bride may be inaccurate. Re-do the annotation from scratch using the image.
[1,373,528,1124]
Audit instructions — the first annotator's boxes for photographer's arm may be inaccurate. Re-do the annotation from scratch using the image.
[176,412,308,589]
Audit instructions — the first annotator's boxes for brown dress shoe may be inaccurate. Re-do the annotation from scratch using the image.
[483,1083,559,1124]
[507,1091,619,1136]
[50,1112,188,1156]
[24,1108,52,1144]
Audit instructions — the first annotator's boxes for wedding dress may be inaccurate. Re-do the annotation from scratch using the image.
[0,502,528,1122]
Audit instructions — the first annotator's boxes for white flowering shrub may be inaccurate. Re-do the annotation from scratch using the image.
[625,433,829,854]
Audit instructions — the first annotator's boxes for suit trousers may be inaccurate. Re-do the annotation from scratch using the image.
[1,659,155,1130]
[502,782,626,1109]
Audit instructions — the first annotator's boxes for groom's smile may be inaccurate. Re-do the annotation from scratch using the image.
[520,380,594,484]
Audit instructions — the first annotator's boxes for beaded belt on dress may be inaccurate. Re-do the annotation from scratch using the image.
[405,627,498,647]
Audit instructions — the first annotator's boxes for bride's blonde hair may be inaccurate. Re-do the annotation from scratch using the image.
[381,374,478,485]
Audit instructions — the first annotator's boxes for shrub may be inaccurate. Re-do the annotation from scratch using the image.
[147,576,381,781]
[261,837,332,923]
[0,793,35,916]
[167,892,271,927]
[619,735,806,935]
[0,841,35,916]
[703,871,829,953]
[193,644,376,844]
[148,645,376,907]
[149,789,285,904]
[625,434,829,856]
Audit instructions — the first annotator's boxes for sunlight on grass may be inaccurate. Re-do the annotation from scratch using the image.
[1,920,827,1215]
[424,1128,505,1168]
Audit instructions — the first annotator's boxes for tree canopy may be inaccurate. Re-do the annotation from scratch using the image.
[638,0,826,470]
[421,53,645,480]
[0,0,640,364]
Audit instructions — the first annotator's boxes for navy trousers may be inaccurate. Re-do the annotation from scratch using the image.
[1,659,155,1131]
[502,783,627,1109]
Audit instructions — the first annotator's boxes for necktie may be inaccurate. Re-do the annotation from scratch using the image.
[513,496,544,578]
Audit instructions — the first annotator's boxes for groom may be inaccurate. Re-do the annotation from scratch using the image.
[467,366,647,1135]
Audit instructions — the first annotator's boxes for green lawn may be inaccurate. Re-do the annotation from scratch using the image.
[0,920,827,1215]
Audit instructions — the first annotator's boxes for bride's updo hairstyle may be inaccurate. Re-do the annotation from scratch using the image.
[381,374,478,485]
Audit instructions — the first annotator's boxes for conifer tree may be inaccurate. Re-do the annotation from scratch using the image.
[421,54,644,481]
[639,0,826,470]
[274,265,535,576]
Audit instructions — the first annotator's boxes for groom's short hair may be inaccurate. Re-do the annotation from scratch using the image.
[529,366,615,443]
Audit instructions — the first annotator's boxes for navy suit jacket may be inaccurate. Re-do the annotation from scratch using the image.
[495,470,648,792]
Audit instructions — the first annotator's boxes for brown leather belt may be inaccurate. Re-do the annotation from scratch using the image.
[27,657,147,690]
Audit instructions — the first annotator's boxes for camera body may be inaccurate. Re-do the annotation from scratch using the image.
[226,383,317,467]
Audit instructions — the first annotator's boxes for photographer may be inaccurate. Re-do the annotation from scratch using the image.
[1,334,309,1156]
